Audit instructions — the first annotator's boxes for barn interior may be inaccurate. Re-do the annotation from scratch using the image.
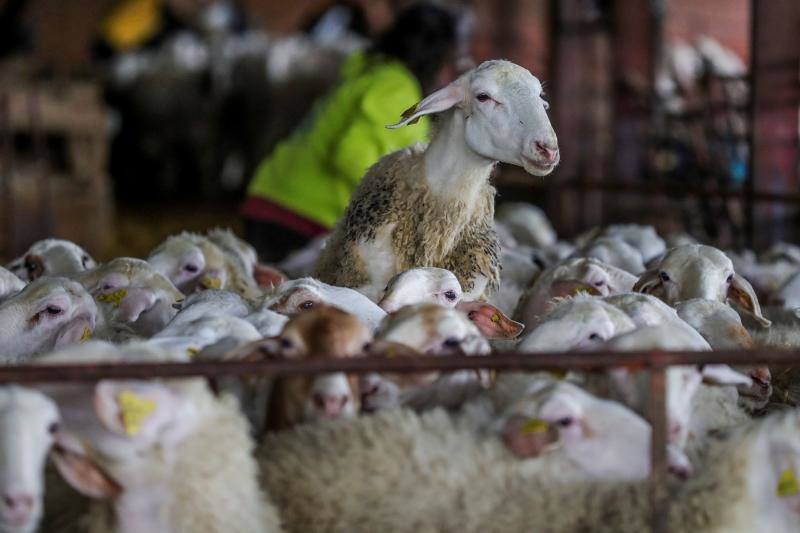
[0,1,799,532]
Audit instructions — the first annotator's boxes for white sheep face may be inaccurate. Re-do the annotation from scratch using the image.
[78,258,183,337]
[378,268,463,313]
[464,62,558,174]
[377,304,489,356]
[390,60,559,175]
[147,238,209,293]
[6,239,95,282]
[635,244,769,326]
[0,278,98,362]
[0,387,60,533]
[517,297,637,352]
[498,381,651,481]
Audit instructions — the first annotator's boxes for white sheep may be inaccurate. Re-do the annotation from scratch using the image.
[0,267,25,302]
[259,380,653,533]
[494,202,556,248]
[262,277,386,332]
[635,244,770,327]
[6,239,96,282]
[315,60,559,301]
[675,298,771,410]
[147,231,261,300]
[516,295,637,352]
[570,235,646,275]
[76,258,184,339]
[515,257,638,327]
[376,267,524,339]
[36,343,283,533]
[0,278,98,363]
[574,224,666,264]
[0,386,61,533]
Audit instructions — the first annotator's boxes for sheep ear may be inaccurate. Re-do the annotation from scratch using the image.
[93,381,184,442]
[633,270,662,296]
[253,263,286,288]
[387,77,467,129]
[727,274,771,328]
[700,364,752,386]
[50,433,122,500]
[456,301,524,339]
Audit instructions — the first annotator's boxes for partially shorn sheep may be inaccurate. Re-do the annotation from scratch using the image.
[316,60,559,301]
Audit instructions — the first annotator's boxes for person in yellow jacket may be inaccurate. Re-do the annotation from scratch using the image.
[242,3,465,262]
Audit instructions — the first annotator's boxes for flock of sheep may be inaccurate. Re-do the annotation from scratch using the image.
[1,59,800,533]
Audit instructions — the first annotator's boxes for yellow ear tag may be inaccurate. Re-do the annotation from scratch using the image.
[490,314,500,323]
[572,287,589,296]
[777,468,799,497]
[200,277,222,289]
[117,391,157,437]
[186,347,199,358]
[97,288,128,307]
[80,327,92,343]
[549,369,568,380]
[521,418,548,434]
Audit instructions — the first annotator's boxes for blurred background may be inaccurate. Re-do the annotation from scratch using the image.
[0,0,796,261]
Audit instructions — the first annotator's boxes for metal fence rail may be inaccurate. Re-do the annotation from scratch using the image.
[3,347,799,533]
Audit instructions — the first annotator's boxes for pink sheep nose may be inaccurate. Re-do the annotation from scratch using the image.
[535,141,558,163]
[2,492,34,523]
[313,393,349,417]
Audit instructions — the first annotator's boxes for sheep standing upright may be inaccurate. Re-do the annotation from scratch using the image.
[316,60,559,301]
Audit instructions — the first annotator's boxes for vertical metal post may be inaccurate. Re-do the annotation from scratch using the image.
[0,93,13,257]
[648,355,668,533]
[745,0,759,249]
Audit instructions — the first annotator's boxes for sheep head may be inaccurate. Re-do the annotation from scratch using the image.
[0,278,98,362]
[498,381,651,481]
[7,239,95,282]
[77,258,183,337]
[388,60,559,176]
[634,244,770,327]
[0,386,61,533]
[267,306,372,428]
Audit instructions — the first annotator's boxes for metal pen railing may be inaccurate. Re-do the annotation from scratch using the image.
[2,348,799,532]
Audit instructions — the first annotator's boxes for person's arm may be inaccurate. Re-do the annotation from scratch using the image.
[330,70,429,187]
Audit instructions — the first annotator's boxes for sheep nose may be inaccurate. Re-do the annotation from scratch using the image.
[535,141,558,163]
[313,392,349,417]
[2,492,33,513]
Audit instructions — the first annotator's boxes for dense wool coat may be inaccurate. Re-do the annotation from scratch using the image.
[315,144,500,297]
[259,407,798,533]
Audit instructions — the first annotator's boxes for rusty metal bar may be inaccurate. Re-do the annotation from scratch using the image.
[1,348,800,384]
[647,358,668,533]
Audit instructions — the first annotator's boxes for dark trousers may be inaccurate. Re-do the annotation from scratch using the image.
[244,219,312,264]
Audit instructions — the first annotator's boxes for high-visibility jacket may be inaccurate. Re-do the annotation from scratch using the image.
[243,51,429,235]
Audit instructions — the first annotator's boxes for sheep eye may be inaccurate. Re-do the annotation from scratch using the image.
[476,93,491,103]
[48,422,60,434]
[443,337,461,347]
[299,300,314,310]
[593,281,604,287]
[588,333,601,341]
[659,271,670,282]
[81,256,90,268]
[46,306,62,315]
[280,338,293,349]
[25,261,39,273]
[726,274,734,284]
[556,417,574,427]
[444,290,457,301]
[184,264,199,273]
